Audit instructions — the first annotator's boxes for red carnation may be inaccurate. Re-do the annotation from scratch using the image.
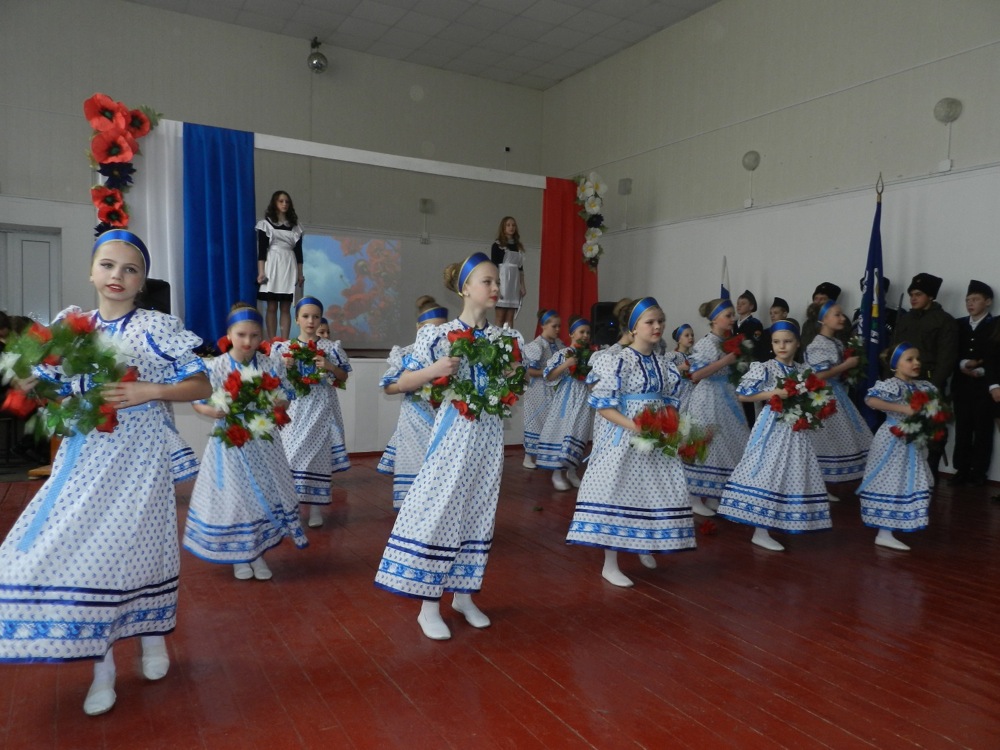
[126,108,151,139]
[447,328,475,345]
[224,370,243,399]
[83,93,128,132]
[818,402,838,419]
[225,424,250,447]
[909,390,930,410]
[64,311,96,335]
[27,323,52,343]
[453,400,475,420]
[768,395,784,412]
[500,391,518,407]
[890,425,905,437]
[805,374,825,392]
[721,334,745,355]
[91,129,137,164]
[431,375,450,387]
[1,389,39,419]
[792,416,810,432]
[260,372,281,391]
[95,404,119,433]
[274,405,291,427]
[258,340,273,356]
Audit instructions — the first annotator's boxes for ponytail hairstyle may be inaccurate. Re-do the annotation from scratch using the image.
[415,295,448,326]
[698,298,733,321]
[612,297,634,330]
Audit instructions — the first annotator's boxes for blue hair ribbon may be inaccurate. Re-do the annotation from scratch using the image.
[93,229,151,274]
[628,297,659,331]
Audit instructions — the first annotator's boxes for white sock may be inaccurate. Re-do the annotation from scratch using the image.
[84,648,116,716]
[250,556,272,580]
[552,470,570,490]
[417,600,451,640]
[140,635,169,680]
[875,528,910,550]
[638,553,657,569]
[452,593,491,628]
[690,496,716,516]
[751,527,785,551]
[601,549,634,587]
[308,504,323,527]
[566,466,582,487]
[827,491,840,502]
[704,497,720,511]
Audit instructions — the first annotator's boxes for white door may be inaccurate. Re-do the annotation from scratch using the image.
[2,231,61,325]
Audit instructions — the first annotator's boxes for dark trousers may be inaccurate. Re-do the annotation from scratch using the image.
[953,387,995,478]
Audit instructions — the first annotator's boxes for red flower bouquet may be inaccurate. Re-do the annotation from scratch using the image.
[723,333,757,385]
[567,345,598,381]
[842,335,868,387]
[766,369,836,431]
[630,404,713,464]
[0,312,135,437]
[281,339,336,397]
[208,363,288,448]
[888,388,952,447]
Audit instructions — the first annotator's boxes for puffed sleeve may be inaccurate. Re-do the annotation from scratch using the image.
[522,339,543,370]
[658,355,683,401]
[588,353,623,410]
[804,337,838,373]
[688,335,721,372]
[404,323,443,371]
[142,312,208,384]
[736,361,771,397]
[323,339,351,372]
[543,348,568,387]
[866,377,904,402]
[379,345,407,388]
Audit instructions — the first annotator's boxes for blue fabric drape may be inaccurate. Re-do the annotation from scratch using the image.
[183,123,256,343]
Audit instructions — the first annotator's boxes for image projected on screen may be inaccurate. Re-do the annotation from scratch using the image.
[303,234,401,348]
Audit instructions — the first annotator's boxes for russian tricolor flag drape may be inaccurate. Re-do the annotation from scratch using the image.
[126,120,257,344]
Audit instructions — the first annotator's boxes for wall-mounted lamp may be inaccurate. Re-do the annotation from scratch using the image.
[933,97,962,173]
[419,198,434,244]
[307,37,328,74]
[742,150,760,208]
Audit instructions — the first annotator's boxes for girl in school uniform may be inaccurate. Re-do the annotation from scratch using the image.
[856,343,937,550]
[271,297,351,528]
[804,300,873,493]
[684,299,750,516]
[521,308,563,469]
[717,320,832,551]
[374,253,525,640]
[566,297,694,587]
[256,190,304,340]
[183,304,307,580]
[0,230,212,716]
[490,216,526,328]
[536,315,594,491]
[377,296,449,510]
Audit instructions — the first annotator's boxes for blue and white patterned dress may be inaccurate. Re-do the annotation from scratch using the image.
[377,344,438,510]
[521,335,561,459]
[804,335,872,481]
[667,350,695,411]
[183,352,308,564]
[271,337,350,501]
[535,347,593,471]
[375,320,524,600]
[566,348,695,553]
[0,307,206,662]
[718,360,832,533]
[683,334,751,498]
[856,378,935,532]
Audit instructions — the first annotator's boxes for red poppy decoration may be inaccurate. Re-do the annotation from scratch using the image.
[97,202,129,228]
[83,93,128,132]
[91,129,138,164]
[126,108,151,139]
[1,389,39,419]
[95,404,119,433]
[91,185,124,211]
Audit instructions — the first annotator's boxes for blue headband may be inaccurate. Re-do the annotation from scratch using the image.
[709,299,734,321]
[418,307,448,323]
[295,296,323,313]
[93,229,150,273]
[672,324,692,342]
[890,342,914,370]
[320,317,328,325]
[539,309,558,326]
[771,319,800,338]
[569,317,590,334]
[628,297,660,331]
[457,252,492,293]
[817,299,838,322]
[227,308,264,328]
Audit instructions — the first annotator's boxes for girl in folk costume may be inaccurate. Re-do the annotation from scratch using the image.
[375,253,525,640]
[536,315,594,491]
[718,320,833,551]
[684,299,751,517]
[256,190,304,340]
[804,300,873,494]
[589,298,635,372]
[566,298,694,587]
[316,317,331,340]
[0,230,211,716]
[377,296,449,510]
[490,216,526,328]
[669,323,696,411]
[521,308,563,469]
[271,297,351,528]
[183,304,307,581]
[857,344,939,550]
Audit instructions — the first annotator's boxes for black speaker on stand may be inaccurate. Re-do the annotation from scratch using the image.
[136,279,171,314]
[590,301,619,347]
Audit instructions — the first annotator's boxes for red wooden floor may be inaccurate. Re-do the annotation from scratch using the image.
[1,453,999,749]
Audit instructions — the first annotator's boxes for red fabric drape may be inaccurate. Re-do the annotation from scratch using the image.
[539,177,599,344]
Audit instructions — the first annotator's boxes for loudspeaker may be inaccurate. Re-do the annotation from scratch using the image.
[137,278,171,314]
[590,301,619,347]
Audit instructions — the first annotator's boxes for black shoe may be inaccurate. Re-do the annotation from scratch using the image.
[948,473,969,487]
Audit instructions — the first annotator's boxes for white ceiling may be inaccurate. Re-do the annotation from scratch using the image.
[127,0,718,90]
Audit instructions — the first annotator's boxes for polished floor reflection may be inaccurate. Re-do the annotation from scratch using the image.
[1,454,998,749]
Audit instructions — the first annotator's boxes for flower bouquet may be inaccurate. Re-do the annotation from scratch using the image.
[888,388,952,447]
[766,369,837,431]
[280,339,342,397]
[209,367,289,448]
[630,404,713,464]
[430,327,526,420]
[0,313,135,437]
[722,333,757,386]
[567,345,597,381]
[841,335,868,387]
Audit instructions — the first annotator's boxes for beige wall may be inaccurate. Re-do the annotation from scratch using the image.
[542,0,1000,226]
